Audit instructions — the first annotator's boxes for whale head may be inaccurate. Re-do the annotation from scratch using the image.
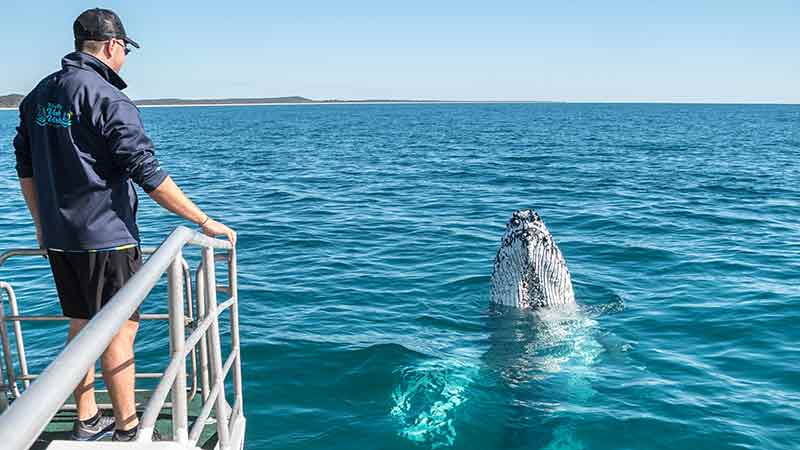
[490,209,575,308]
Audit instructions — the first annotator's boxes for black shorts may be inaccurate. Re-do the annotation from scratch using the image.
[47,246,142,322]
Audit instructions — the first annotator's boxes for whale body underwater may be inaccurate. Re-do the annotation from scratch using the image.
[490,209,576,308]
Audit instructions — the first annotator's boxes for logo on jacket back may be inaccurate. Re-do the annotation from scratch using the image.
[35,103,73,128]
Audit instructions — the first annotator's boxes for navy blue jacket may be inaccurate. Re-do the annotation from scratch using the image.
[13,52,168,250]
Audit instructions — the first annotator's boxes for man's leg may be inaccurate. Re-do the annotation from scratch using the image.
[68,319,98,421]
[101,319,139,431]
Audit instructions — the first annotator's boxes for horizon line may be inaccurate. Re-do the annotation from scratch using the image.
[0,93,798,108]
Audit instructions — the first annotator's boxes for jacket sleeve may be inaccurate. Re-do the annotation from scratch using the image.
[13,102,33,179]
[102,100,169,193]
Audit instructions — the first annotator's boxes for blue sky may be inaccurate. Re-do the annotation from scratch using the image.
[2,1,798,103]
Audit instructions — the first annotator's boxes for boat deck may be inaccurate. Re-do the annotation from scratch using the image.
[29,392,218,450]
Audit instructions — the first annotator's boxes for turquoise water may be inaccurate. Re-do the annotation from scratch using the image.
[1,103,798,449]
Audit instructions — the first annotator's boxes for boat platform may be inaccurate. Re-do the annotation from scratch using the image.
[32,392,219,450]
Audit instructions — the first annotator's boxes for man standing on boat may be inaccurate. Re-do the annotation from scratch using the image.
[11,8,236,441]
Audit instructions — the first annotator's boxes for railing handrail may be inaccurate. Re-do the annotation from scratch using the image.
[0,226,232,450]
[0,249,46,266]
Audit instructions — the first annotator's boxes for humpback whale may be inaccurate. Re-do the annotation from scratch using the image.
[390,211,610,447]
[491,209,576,308]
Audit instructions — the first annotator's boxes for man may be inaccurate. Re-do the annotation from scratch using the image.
[12,8,236,441]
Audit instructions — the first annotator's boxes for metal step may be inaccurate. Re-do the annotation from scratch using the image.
[46,442,186,450]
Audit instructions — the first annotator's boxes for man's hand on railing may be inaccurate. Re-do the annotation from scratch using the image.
[201,218,237,247]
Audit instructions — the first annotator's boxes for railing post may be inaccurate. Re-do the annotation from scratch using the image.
[168,254,188,443]
[203,247,231,449]
[0,284,20,399]
[228,248,244,419]
[6,288,30,390]
[196,264,211,403]
[0,287,8,412]
[181,259,200,403]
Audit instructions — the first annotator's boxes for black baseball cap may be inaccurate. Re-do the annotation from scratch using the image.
[73,8,140,48]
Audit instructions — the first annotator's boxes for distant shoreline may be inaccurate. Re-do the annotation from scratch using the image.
[0,101,549,111]
[0,99,559,111]
[1,100,798,111]
[135,100,557,108]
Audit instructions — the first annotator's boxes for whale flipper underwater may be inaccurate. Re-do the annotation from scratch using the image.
[491,209,575,308]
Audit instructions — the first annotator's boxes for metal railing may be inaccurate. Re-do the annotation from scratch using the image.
[0,226,245,449]
[0,248,201,409]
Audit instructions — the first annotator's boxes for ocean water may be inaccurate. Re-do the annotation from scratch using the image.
[0,103,798,449]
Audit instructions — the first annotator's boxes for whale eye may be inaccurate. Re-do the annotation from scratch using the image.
[511,218,520,227]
